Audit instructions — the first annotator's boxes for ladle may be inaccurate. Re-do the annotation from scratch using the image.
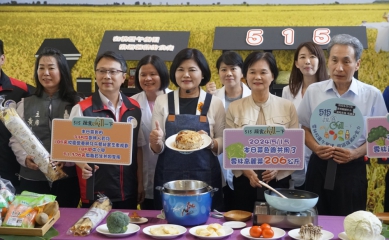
[258,180,288,199]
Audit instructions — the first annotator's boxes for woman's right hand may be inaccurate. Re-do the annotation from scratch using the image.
[150,121,164,146]
[205,82,217,95]
[76,163,99,180]
[25,155,39,170]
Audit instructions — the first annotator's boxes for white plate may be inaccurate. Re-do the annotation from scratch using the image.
[240,226,285,239]
[129,217,148,224]
[223,221,246,229]
[96,223,140,237]
[288,228,334,240]
[165,133,212,154]
[189,225,234,239]
[143,224,187,239]
[338,231,385,240]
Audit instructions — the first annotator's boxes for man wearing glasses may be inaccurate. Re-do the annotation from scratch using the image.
[0,40,33,191]
[70,51,145,209]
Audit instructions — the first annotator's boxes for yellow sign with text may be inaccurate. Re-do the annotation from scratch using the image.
[51,117,133,165]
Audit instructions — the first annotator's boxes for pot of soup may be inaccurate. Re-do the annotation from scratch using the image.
[156,180,218,226]
[264,189,319,212]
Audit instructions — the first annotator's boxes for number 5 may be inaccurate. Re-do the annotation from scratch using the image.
[246,29,263,46]
[313,28,331,45]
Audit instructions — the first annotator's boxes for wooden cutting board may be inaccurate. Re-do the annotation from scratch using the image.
[375,212,389,224]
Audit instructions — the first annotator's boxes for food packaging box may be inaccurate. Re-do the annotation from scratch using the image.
[0,210,60,236]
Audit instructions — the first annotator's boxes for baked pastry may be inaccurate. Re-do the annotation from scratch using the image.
[299,223,323,240]
[175,130,203,150]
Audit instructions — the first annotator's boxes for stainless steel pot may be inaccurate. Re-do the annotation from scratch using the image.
[156,180,218,226]
[161,180,210,194]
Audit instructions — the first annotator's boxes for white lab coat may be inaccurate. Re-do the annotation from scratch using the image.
[213,83,251,190]
[131,89,171,199]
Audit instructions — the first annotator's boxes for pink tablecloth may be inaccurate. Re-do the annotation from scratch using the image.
[52,208,346,239]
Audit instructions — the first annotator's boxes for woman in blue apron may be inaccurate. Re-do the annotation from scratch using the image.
[150,48,225,210]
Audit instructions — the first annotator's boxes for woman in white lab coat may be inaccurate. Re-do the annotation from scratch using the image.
[131,55,171,210]
[206,51,251,211]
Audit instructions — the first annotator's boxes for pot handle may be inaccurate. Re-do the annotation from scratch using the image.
[155,186,164,193]
[207,186,219,197]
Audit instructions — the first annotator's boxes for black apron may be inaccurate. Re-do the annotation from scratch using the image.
[154,92,222,210]
[305,153,366,216]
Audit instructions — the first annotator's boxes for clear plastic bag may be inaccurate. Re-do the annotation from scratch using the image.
[0,96,67,182]
[0,177,16,220]
[67,194,112,236]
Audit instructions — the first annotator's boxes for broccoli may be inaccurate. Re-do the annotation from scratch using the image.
[367,126,389,146]
[106,211,130,233]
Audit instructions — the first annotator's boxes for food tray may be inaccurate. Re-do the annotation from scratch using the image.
[0,210,60,236]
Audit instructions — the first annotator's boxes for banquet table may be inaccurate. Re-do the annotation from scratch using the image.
[50,208,349,240]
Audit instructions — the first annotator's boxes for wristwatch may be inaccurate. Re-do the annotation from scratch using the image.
[208,139,215,150]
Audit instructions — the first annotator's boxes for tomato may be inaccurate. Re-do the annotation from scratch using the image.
[249,226,262,238]
[262,228,275,238]
[260,223,271,230]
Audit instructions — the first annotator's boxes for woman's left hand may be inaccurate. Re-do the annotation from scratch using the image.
[261,170,278,183]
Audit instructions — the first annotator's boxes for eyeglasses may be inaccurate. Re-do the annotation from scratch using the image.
[95,69,124,76]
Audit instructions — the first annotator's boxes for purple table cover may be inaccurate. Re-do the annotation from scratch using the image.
[48,208,350,239]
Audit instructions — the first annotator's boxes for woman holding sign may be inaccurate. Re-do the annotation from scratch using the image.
[150,48,225,210]
[9,47,80,207]
[131,55,171,210]
[282,42,329,190]
[225,51,298,212]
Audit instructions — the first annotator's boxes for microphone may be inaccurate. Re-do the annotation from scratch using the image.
[185,89,190,94]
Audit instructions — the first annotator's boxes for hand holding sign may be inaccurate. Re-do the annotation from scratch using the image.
[313,145,334,160]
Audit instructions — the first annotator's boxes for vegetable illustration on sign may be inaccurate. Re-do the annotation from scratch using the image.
[367,126,389,147]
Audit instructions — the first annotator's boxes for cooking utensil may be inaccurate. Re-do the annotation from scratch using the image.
[156,180,218,226]
[223,210,252,222]
[264,188,319,212]
[258,180,287,199]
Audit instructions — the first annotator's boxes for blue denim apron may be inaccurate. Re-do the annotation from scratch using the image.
[154,91,222,210]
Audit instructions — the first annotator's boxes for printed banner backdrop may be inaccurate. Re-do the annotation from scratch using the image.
[97,30,190,61]
[213,26,367,50]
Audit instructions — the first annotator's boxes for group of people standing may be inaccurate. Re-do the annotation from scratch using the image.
[0,33,387,217]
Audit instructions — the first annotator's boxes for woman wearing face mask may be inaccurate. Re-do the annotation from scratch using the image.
[282,42,328,190]
[226,51,298,212]
[131,55,171,210]
[206,51,251,211]
[150,48,225,210]
[9,47,80,207]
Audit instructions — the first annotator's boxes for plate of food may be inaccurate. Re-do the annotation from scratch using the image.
[288,227,334,240]
[189,223,233,239]
[338,232,385,240]
[143,224,187,239]
[165,130,212,154]
[129,211,148,224]
[96,223,140,237]
[240,226,285,240]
